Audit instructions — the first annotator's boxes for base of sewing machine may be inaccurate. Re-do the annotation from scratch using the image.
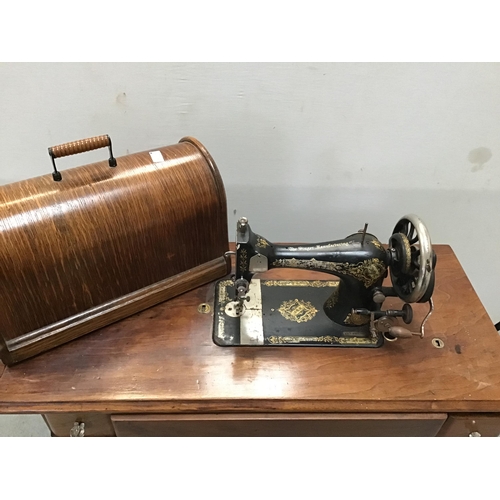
[213,278,383,347]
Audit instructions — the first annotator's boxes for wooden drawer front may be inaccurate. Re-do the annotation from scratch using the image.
[437,414,500,437]
[44,413,115,437]
[112,413,446,437]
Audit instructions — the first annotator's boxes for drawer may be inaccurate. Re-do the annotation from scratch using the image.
[43,413,115,437]
[437,414,500,437]
[111,413,446,437]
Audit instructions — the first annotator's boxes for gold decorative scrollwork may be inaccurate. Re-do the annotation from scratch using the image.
[239,249,248,272]
[218,282,230,311]
[273,257,386,288]
[263,280,338,288]
[371,239,385,251]
[278,299,318,323]
[336,336,378,345]
[324,288,339,309]
[267,335,377,345]
[399,233,412,274]
[218,316,225,337]
[256,237,270,249]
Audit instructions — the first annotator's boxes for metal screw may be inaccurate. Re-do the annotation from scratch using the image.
[237,217,248,232]
[198,303,211,314]
[372,290,385,304]
[469,431,482,437]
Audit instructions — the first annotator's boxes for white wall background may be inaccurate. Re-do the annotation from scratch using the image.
[1,62,499,323]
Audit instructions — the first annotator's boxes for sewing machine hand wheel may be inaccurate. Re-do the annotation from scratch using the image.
[389,214,436,303]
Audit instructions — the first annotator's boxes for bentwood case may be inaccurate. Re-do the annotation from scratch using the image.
[0,135,229,365]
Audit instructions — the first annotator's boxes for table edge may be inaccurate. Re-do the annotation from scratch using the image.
[2,398,500,414]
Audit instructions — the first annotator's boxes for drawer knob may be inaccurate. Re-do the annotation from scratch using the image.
[468,431,481,437]
[70,422,85,437]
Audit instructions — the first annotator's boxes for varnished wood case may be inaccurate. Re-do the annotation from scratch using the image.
[0,136,229,365]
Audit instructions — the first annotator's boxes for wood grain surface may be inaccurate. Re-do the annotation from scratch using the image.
[3,257,228,365]
[0,137,228,364]
[0,245,499,414]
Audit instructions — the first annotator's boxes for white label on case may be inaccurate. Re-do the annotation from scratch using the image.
[149,151,164,164]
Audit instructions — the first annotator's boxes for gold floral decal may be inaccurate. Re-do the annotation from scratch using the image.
[239,249,248,272]
[324,288,340,309]
[371,239,385,251]
[278,299,318,323]
[256,237,270,249]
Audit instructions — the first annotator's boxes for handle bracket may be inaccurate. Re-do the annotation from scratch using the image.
[48,134,117,181]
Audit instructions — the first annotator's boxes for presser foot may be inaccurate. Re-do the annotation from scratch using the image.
[212,278,384,348]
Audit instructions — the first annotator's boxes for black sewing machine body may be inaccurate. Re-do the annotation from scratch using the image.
[236,225,389,326]
[213,215,436,348]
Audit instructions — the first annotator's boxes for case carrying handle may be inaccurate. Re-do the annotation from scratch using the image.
[48,134,117,181]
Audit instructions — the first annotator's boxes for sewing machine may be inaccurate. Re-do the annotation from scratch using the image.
[213,214,436,347]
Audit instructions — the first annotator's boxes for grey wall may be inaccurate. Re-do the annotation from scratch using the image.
[1,62,498,322]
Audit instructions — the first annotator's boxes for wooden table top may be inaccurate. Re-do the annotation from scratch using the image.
[1,245,499,414]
